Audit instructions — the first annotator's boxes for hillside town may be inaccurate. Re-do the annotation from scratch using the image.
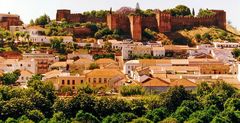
[1,2,240,122]
[0,4,240,93]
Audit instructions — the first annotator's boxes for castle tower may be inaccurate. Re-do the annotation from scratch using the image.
[56,9,71,21]
[155,10,172,32]
[107,14,118,31]
[212,10,226,30]
[129,15,142,41]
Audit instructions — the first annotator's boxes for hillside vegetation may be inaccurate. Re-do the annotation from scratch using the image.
[157,25,240,46]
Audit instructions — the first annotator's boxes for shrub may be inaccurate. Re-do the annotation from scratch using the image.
[120,86,145,96]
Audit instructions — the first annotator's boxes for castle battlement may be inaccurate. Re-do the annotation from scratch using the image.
[56,8,226,41]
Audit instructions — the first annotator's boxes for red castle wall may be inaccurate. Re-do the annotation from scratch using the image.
[0,16,22,29]
[57,10,106,23]
[141,16,158,31]
[57,9,226,41]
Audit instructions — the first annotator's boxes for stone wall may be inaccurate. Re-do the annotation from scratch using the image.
[56,9,106,23]
[0,16,22,29]
[57,9,226,41]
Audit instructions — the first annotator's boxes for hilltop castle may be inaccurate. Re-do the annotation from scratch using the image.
[56,8,226,41]
[0,13,22,29]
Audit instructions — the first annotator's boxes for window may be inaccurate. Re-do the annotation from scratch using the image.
[99,78,102,83]
[72,86,75,89]
[20,64,23,67]
[28,64,31,67]
[81,80,83,83]
[26,77,29,80]
[104,78,107,83]
[62,80,65,85]
[21,77,24,80]
[93,78,96,83]
[88,78,91,83]
[72,80,75,85]
[67,80,70,85]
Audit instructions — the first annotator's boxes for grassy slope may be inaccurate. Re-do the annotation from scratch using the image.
[156,25,240,45]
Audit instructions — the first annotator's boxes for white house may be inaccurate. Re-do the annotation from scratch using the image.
[17,70,33,84]
[30,36,73,44]
[213,42,240,49]
[123,60,140,75]
[152,47,165,57]
[26,26,45,36]
[3,58,37,74]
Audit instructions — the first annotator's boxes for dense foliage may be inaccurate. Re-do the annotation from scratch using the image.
[31,14,51,26]
[197,9,216,17]
[82,10,109,18]
[163,5,191,16]
[0,80,239,122]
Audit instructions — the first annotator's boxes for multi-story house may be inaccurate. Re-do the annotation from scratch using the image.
[22,52,59,74]
[2,58,37,74]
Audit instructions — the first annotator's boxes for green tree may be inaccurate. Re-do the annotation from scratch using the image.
[233,48,240,58]
[73,110,100,123]
[198,9,216,17]
[164,5,191,16]
[0,98,34,119]
[187,105,220,123]
[89,63,100,70]
[1,70,21,85]
[29,19,35,26]
[103,42,112,52]
[145,107,168,122]
[49,112,68,123]
[162,86,193,112]
[103,113,137,123]
[130,99,147,117]
[120,85,145,96]
[35,14,51,26]
[160,117,178,123]
[94,97,131,118]
[27,110,45,122]
[131,117,153,123]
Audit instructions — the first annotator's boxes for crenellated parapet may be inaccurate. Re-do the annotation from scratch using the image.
[57,8,226,41]
[56,9,106,23]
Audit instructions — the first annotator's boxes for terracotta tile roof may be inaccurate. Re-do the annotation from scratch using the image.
[133,46,152,51]
[95,58,117,64]
[142,78,170,87]
[20,70,33,76]
[0,56,6,62]
[150,66,200,72]
[188,58,222,64]
[4,59,18,64]
[27,26,45,30]
[86,69,124,78]
[74,58,93,64]
[152,47,165,50]
[103,63,120,69]
[50,62,67,68]
[170,79,197,87]
[156,59,171,64]
[44,70,62,77]
[171,59,189,64]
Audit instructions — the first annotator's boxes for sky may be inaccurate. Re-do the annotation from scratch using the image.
[0,0,239,29]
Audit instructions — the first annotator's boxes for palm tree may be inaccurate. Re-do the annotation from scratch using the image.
[25,34,30,47]
[14,31,20,42]
[20,32,26,46]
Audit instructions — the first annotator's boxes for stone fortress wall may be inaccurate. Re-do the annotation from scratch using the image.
[56,9,226,41]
